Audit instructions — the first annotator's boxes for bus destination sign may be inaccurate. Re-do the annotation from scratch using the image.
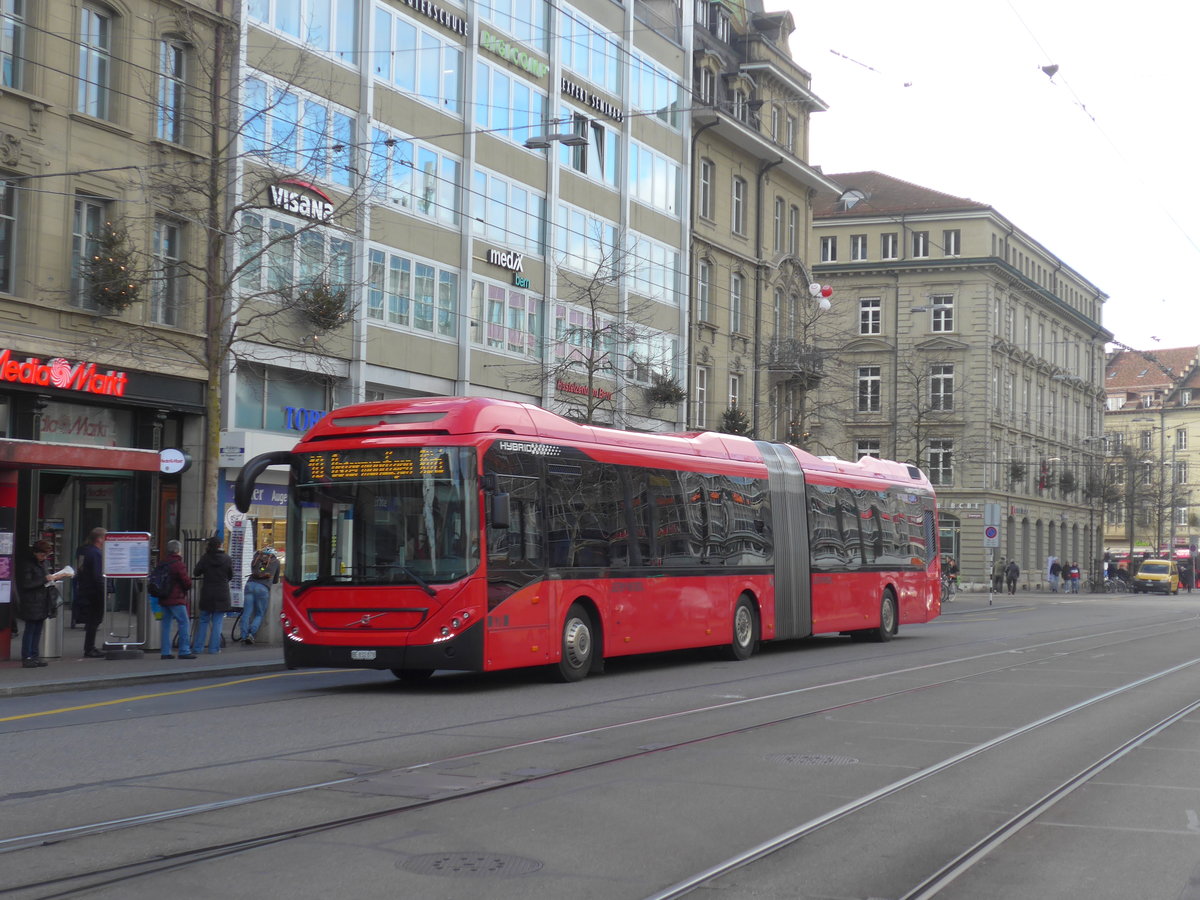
[304,448,447,481]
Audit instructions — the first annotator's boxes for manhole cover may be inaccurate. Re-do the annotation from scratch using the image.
[768,753,859,766]
[401,853,543,877]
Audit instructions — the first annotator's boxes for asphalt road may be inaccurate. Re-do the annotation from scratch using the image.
[4,590,1200,900]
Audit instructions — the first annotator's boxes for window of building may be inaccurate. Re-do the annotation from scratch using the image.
[912,231,929,258]
[696,66,715,105]
[366,125,462,226]
[249,0,357,58]
[730,271,744,333]
[943,228,960,256]
[470,168,545,256]
[731,176,746,235]
[78,5,112,119]
[695,364,709,428]
[468,278,542,357]
[156,39,187,143]
[698,158,714,219]
[1175,460,1188,485]
[850,234,867,260]
[472,60,547,150]
[1140,430,1153,451]
[560,4,620,95]
[151,218,183,326]
[2,0,25,89]
[245,77,359,189]
[785,116,796,152]
[1176,428,1188,451]
[697,258,712,322]
[773,197,784,252]
[478,0,548,51]
[71,196,108,310]
[628,329,678,385]
[240,211,355,306]
[788,205,799,255]
[927,439,953,485]
[931,294,954,332]
[820,235,837,262]
[857,365,881,412]
[631,50,683,129]
[0,175,14,294]
[711,5,730,41]
[373,6,461,109]
[555,203,617,275]
[729,373,741,409]
[930,363,954,411]
[629,140,680,216]
[731,87,748,122]
[859,297,881,335]
[881,232,897,259]
[855,439,881,459]
[235,363,334,432]
[629,232,681,306]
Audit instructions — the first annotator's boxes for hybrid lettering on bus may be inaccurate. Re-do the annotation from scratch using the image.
[234,397,940,682]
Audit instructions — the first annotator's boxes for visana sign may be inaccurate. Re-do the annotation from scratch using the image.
[269,180,335,222]
[0,349,129,397]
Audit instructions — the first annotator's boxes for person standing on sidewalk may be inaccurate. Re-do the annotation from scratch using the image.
[192,536,233,654]
[1005,559,1020,595]
[74,528,108,659]
[241,546,279,645]
[158,540,195,659]
[15,541,70,668]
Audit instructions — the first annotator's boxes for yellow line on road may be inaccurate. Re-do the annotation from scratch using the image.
[1,670,344,723]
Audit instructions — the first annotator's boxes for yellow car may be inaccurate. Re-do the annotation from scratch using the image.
[1130,559,1180,595]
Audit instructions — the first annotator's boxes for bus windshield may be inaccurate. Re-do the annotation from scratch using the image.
[289,447,478,588]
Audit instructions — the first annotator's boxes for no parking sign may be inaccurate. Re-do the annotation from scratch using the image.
[983,525,999,548]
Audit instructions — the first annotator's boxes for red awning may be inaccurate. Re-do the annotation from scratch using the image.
[0,439,160,472]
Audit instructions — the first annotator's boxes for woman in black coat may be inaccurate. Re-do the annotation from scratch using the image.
[192,536,233,654]
[17,540,69,667]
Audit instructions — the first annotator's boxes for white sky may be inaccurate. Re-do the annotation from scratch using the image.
[784,0,1199,352]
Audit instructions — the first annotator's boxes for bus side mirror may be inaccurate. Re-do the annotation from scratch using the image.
[491,492,511,529]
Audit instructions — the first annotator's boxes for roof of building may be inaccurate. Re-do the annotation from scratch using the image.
[1105,346,1199,391]
[813,171,992,218]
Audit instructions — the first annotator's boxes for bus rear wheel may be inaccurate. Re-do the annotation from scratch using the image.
[554,603,594,682]
[724,596,759,661]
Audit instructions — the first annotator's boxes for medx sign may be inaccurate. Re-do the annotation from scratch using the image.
[487,248,524,272]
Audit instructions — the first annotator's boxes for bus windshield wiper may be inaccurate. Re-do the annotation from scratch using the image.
[395,566,437,597]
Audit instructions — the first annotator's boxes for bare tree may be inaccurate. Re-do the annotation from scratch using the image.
[59,12,377,530]
[511,229,681,427]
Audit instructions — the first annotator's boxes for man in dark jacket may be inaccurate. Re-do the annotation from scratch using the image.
[17,540,69,667]
[158,540,195,659]
[192,536,233,654]
[74,528,108,658]
[1005,559,1020,595]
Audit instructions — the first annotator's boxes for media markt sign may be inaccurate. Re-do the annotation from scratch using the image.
[0,348,129,397]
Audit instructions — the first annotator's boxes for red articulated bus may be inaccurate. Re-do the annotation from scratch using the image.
[234,396,940,682]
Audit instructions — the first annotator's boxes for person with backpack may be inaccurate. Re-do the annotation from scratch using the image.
[242,546,279,645]
[1005,559,1020,595]
[156,540,195,659]
[192,536,233,654]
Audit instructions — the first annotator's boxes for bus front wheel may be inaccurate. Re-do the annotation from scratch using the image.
[724,596,759,661]
[871,591,898,643]
[555,603,594,682]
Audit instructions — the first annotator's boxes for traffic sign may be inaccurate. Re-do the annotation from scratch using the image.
[983,524,999,548]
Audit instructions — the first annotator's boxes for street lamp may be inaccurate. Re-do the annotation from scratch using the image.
[523,132,590,149]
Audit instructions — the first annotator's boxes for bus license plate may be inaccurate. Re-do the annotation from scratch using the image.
[350,650,376,660]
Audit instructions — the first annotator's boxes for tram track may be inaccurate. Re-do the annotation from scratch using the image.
[5,615,1200,898]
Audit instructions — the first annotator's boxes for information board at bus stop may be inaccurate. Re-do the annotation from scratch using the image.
[103,532,152,578]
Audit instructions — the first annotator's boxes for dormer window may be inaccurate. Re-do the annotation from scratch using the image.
[696,66,715,105]
[731,87,747,121]
[837,189,866,211]
[710,4,730,41]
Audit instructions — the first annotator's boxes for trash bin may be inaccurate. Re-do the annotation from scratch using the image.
[139,584,161,651]
[39,604,64,658]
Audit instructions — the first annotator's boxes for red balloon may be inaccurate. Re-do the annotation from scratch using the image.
[820,286,833,298]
